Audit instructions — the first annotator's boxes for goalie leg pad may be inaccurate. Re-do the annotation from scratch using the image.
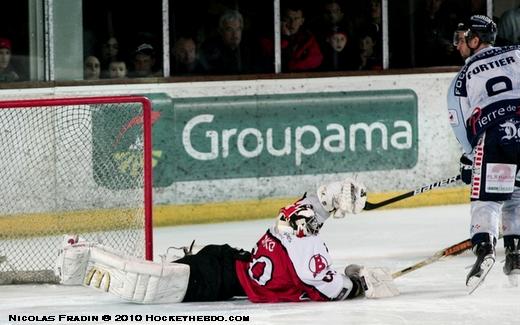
[55,243,92,285]
[85,246,190,304]
[55,243,190,304]
[359,267,400,298]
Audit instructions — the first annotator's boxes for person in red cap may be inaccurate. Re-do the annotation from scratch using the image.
[0,38,20,82]
[320,27,360,71]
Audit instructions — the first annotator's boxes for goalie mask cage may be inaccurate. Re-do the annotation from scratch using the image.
[0,96,153,284]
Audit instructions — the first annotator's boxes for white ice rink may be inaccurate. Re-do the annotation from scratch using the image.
[1,203,519,325]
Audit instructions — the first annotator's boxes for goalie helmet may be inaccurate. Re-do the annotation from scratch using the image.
[276,196,322,237]
[465,15,497,45]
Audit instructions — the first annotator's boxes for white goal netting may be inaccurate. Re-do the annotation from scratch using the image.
[0,96,153,284]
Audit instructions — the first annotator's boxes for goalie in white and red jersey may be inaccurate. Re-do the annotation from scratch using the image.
[235,181,376,303]
[55,178,398,304]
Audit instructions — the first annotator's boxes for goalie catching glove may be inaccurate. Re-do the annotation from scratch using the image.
[317,178,367,218]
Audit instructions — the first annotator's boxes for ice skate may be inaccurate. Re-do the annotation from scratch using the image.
[466,241,495,294]
[503,246,520,287]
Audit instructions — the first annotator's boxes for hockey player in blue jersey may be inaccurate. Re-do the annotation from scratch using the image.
[447,15,520,292]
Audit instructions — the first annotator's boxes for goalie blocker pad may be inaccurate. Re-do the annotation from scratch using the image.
[55,243,190,304]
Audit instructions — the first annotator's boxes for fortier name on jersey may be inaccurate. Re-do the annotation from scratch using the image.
[466,56,515,79]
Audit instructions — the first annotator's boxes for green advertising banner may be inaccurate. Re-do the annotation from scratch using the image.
[93,90,418,188]
[160,90,417,185]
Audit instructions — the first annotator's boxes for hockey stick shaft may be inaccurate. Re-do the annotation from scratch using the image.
[392,238,472,278]
[363,175,462,211]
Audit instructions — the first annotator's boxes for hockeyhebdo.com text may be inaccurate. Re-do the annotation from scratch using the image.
[182,114,413,166]
[7,313,250,323]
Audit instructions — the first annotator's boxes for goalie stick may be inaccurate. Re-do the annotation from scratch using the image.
[364,175,520,211]
[391,238,472,278]
[364,175,461,211]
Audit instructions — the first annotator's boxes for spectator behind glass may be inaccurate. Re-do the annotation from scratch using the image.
[200,10,252,74]
[100,36,120,77]
[357,30,381,70]
[280,4,323,72]
[84,55,101,80]
[368,0,382,38]
[108,58,128,79]
[497,6,520,45]
[173,36,206,75]
[324,0,345,26]
[320,27,359,71]
[312,0,351,38]
[131,43,159,78]
[414,0,459,66]
[353,0,383,67]
[0,38,20,82]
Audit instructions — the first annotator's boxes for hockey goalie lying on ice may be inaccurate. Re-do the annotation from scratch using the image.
[54,178,399,304]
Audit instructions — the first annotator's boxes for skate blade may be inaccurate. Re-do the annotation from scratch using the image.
[467,257,495,294]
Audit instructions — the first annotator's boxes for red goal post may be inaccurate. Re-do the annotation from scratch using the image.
[0,95,153,284]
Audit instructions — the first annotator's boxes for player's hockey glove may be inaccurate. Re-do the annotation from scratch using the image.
[459,154,473,185]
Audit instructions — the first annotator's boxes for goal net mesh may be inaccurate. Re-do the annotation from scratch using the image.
[0,97,152,284]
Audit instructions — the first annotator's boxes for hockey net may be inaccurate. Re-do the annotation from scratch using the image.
[0,96,153,284]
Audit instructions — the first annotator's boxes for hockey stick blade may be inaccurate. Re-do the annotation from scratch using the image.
[364,175,461,211]
[392,238,472,278]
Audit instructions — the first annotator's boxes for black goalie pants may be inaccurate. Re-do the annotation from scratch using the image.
[175,244,248,302]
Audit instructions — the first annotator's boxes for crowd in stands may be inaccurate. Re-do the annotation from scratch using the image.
[85,0,382,79]
[78,0,386,80]
[83,34,160,80]
[3,0,520,82]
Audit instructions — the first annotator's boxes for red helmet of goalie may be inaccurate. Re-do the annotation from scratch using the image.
[276,196,322,237]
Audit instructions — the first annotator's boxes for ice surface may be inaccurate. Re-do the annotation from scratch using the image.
[1,204,519,325]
